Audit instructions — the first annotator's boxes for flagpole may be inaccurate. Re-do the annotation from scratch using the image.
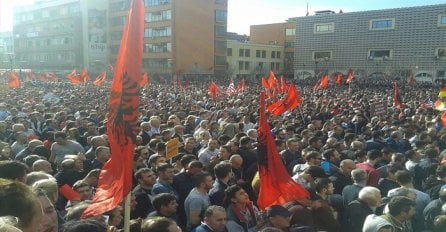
[123,193,131,232]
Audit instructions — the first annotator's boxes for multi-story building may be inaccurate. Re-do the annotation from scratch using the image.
[109,0,228,79]
[293,4,446,81]
[249,19,296,78]
[13,0,108,73]
[0,31,14,70]
[226,40,283,79]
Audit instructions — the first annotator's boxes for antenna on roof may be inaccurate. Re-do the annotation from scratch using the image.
[306,2,309,16]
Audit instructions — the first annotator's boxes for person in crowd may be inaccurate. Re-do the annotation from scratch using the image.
[148,193,178,220]
[311,178,341,232]
[344,186,382,232]
[141,217,181,232]
[193,205,228,232]
[342,168,368,206]
[184,171,213,231]
[224,185,259,232]
[209,162,232,206]
[329,159,355,194]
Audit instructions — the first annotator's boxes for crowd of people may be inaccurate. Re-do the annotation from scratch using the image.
[0,76,446,232]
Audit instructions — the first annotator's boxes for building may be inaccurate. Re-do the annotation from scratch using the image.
[293,4,446,81]
[226,40,283,79]
[0,31,14,70]
[13,0,108,73]
[249,19,296,78]
[109,0,228,80]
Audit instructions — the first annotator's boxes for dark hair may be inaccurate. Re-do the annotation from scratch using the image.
[437,165,446,179]
[314,178,332,193]
[322,149,336,160]
[54,131,67,139]
[193,171,211,187]
[152,193,177,211]
[433,215,446,232]
[180,154,196,167]
[224,185,243,206]
[134,168,153,180]
[367,149,381,161]
[395,170,413,185]
[141,217,176,232]
[387,196,416,217]
[62,219,107,232]
[405,150,417,160]
[0,160,28,181]
[214,162,231,179]
[155,163,173,174]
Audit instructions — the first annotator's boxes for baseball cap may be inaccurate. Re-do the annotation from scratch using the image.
[266,205,292,218]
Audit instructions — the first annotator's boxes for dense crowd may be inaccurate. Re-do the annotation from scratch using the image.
[1,76,446,232]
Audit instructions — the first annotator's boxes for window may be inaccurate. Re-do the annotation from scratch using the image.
[244,61,250,70]
[145,10,171,22]
[239,49,244,57]
[215,0,227,5]
[145,43,172,53]
[436,48,446,59]
[285,42,294,48]
[262,50,266,58]
[227,48,232,56]
[238,61,243,70]
[369,18,395,30]
[145,27,172,38]
[270,62,275,70]
[215,10,227,22]
[368,50,391,59]
[258,62,263,69]
[277,51,281,59]
[271,51,276,59]
[144,0,171,7]
[256,50,261,58]
[244,49,250,57]
[215,40,226,52]
[215,55,226,65]
[111,16,126,26]
[215,25,226,37]
[286,28,295,36]
[313,51,331,60]
[314,23,334,33]
[276,63,280,70]
[438,15,446,27]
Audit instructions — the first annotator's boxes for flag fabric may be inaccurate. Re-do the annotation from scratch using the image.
[81,0,144,218]
[407,73,415,87]
[261,78,270,89]
[80,69,89,83]
[442,112,446,127]
[46,73,59,82]
[319,74,329,89]
[268,70,278,90]
[8,72,20,89]
[267,84,301,116]
[226,81,236,96]
[66,69,81,84]
[346,69,353,84]
[93,71,107,86]
[257,92,309,210]
[393,82,403,109]
[435,99,446,111]
[140,73,148,87]
[280,76,288,93]
[208,81,220,98]
[335,74,342,85]
[59,184,81,201]
[237,79,245,93]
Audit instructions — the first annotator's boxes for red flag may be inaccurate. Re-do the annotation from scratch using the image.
[46,73,59,82]
[80,69,89,83]
[319,74,329,89]
[237,79,245,93]
[59,184,81,201]
[267,84,301,116]
[346,69,353,84]
[81,0,144,218]
[8,72,20,89]
[335,74,342,85]
[139,73,148,87]
[261,77,270,89]
[280,75,288,93]
[268,70,278,90]
[258,92,309,210]
[93,71,107,86]
[407,73,415,87]
[442,112,446,127]
[393,82,403,109]
[66,69,81,84]
[208,81,220,98]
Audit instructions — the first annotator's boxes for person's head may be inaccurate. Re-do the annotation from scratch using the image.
[72,181,92,201]
[286,138,300,152]
[32,159,53,174]
[202,205,227,232]
[193,171,213,191]
[104,206,123,227]
[33,188,58,232]
[187,160,203,175]
[90,136,106,148]
[314,178,334,196]
[229,154,243,169]
[0,178,43,232]
[351,169,368,184]
[0,161,28,183]
[322,149,341,163]
[305,151,322,166]
[358,186,382,208]
[152,193,178,217]
[54,131,68,145]
[214,162,232,181]
[309,136,323,149]
[340,159,356,176]
[366,149,382,163]
[95,146,110,163]
[32,179,58,204]
[395,170,413,186]
[225,185,250,206]
[218,145,231,160]
[141,217,181,232]
[61,219,107,232]
[433,215,446,232]
[266,205,292,229]
[387,196,416,221]
[135,168,156,188]
[156,163,175,184]
[405,149,420,161]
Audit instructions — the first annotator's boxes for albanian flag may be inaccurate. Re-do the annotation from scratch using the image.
[267,84,301,116]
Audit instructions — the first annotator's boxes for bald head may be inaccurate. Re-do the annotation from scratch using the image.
[32,160,53,174]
